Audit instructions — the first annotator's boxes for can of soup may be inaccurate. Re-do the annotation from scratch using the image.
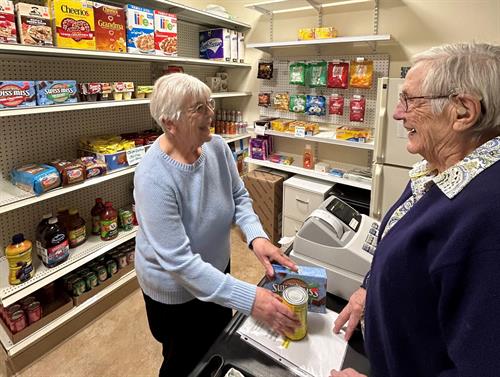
[282,285,308,341]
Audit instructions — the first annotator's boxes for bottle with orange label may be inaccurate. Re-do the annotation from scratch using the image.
[100,202,118,241]
[303,143,314,169]
[6,234,35,285]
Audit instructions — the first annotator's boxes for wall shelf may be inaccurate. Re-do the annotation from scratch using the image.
[245,0,373,14]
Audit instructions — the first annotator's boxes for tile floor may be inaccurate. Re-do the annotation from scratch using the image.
[10,228,265,377]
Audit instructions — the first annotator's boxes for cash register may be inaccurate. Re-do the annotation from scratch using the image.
[290,195,379,300]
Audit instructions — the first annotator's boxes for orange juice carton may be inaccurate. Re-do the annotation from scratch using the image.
[0,0,16,44]
[263,264,327,313]
[154,10,177,56]
[48,0,96,50]
[93,2,126,52]
[16,3,53,46]
[125,4,154,55]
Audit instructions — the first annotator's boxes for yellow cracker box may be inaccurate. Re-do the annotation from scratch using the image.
[49,0,96,50]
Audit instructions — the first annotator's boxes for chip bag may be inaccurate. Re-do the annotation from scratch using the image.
[289,62,307,85]
[329,94,344,115]
[306,61,327,87]
[306,95,326,116]
[349,95,366,122]
[328,61,349,89]
[257,62,273,79]
[349,58,373,89]
[273,92,290,111]
[289,94,306,113]
[258,92,272,107]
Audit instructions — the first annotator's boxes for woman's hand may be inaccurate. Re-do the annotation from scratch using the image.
[329,368,367,377]
[251,237,298,278]
[251,287,301,336]
[333,288,366,341]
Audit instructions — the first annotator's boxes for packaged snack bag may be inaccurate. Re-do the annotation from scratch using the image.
[306,95,326,116]
[257,62,273,79]
[349,95,366,122]
[328,61,349,89]
[273,92,289,111]
[306,61,327,87]
[258,92,271,107]
[329,94,344,115]
[289,94,306,113]
[349,58,374,89]
[289,62,307,85]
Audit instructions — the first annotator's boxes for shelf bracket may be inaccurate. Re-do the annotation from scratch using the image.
[368,0,380,52]
[306,0,322,12]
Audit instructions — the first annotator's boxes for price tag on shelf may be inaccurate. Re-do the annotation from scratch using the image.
[126,146,146,166]
[255,125,266,136]
[294,126,306,138]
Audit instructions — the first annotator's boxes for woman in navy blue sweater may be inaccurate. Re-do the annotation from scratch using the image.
[331,43,500,377]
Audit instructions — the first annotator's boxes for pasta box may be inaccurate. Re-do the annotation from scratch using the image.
[263,264,327,313]
[0,81,36,109]
[199,28,231,61]
[35,80,78,106]
[125,4,154,55]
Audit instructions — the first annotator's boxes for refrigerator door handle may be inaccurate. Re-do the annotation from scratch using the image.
[370,164,384,220]
[374,77,389,163]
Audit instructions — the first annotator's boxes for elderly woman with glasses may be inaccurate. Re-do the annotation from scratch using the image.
[331,43,500,377]
[133,73,300,377]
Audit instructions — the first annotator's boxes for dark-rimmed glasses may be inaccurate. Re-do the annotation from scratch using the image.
[398,92,454,113]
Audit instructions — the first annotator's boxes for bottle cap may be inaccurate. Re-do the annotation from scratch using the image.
[69,208,79,215]
[105,202,113,207]
[12,233,25,244]
[95,198,103,203]
[42,213,52,219]
[48,217,58,224]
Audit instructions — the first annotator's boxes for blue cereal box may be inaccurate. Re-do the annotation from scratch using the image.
[35,80,78,106]
[199,28,231,61]
[263,264,327,313]
[0,81,36,109]
[125,4,154,54]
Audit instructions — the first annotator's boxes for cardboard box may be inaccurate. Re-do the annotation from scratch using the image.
[93,2,126,52]
[16,3,53,46]
[72,262,134,306]
[262,264,327,313]
[125,4,154,55]
[237,31,245,63]
[154,10,177,56]
[35,80,78,106]
[1,293,73,343]
[243,170,290,245]
[199,28,230,61]
[0,0,17,44]
[0,81,36,109]
[78,144,148,171]
[230,29,238,62]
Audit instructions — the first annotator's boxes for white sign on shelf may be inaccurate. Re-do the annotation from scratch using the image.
[255,125,266,136]
[294,126,305,138]
[126,147,145,166]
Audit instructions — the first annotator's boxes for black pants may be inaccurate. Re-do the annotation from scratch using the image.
[142,266,232,377]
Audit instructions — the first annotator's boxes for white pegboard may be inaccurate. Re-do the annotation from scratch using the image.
[258,53,389,128]
[0,174,134,252]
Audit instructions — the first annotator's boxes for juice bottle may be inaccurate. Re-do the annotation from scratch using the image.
[35,213,52,258]
[100,202,118,241]
[40,217,70,268]
[303,144,314,169]
[56,207,70,232]
[91,198,105,235]
[67,209,87,248]
[6,234,35,285]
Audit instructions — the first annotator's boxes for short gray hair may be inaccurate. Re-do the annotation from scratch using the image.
[149,73,211,130]
[412,42,500,137]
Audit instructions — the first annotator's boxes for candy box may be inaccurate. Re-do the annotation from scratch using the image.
[0,81,36,109]
[125,4,154,55]
[263,264,327,313]
[199,28,230,61]
[35,80,78,106]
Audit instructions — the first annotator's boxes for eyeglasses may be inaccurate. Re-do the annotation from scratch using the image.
[398,92,455,113]
[189,98,216,114]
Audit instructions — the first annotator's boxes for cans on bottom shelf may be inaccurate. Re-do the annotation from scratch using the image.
[282,285,308,341]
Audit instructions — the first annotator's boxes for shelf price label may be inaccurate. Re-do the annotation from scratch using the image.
[126,146,146,166]
[255,125,266,136]
[294,126,306,138]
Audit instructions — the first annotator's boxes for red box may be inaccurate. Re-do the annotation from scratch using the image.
[154,10,177,56]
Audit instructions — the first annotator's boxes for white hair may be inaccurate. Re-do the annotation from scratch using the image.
[412,42,500,138]
[149,73,211,131]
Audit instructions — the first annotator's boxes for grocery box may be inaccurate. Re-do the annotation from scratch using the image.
[78,144,148,171]
[0,0,16,44]
[35,80,78,106]
[48,0,96,50]
[263,264,327,313]
[125,4,154,54]
[243,169,290,245]
[0,81,36,109]
[0,293,73,344]
[16,3,53,46]
[154,10,177,56]
[93,2,126,52]
[230,29,238,62]
[237,32,245,63]
[199,28,230,61]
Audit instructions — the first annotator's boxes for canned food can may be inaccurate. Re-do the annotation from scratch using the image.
[117,253,127,269]
[282,286,308,341]
[95,265,108,282]
[106,259,118,277]
[26,301,42,324]
[10,310,27,334]
[84,272,98,290]
[72,278,86,297]
[119,209,134,231]
[125,250,134,264]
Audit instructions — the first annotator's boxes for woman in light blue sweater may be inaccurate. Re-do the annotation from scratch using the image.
[134,73,300,376]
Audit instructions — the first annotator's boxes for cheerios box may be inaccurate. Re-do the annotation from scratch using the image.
[48,0,95,50]
[35,80,78,106]
[125,4,154,55]
[154,10,177,56]
[93,2,126,52]
[263,264,327,313]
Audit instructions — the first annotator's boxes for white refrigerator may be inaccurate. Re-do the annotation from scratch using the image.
[370,77,421,220]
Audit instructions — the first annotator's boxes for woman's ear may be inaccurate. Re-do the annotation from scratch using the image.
[452,95,481,132]
[162,118,175,134]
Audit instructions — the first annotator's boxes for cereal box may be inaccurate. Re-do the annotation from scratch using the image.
[16,3,53,46]
[0,81,36,109]
[48,0,95,50]
[199,28,230,61]
[230,29,237,62]
[154,10,177,56]
[35,80,78,106]
[125,4,154,55]
[93,2,125,52]
[0,0,16,44]
[263,264,327,313]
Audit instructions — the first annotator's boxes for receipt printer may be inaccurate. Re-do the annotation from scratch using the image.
[290,195,379,300]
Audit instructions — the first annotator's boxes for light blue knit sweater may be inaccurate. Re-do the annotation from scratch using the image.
[133,135,267,315]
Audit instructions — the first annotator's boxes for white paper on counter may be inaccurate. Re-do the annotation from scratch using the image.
[237,309,348,377]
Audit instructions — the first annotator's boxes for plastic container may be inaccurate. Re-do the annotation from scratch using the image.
[56,207,70,231]
[67,209,87,248]
[39,217,70,268]
[100,202,118,241]
[35,213,52,258]
[91,198,106,235]
[303,143,314,169]
[5,233,35,285]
